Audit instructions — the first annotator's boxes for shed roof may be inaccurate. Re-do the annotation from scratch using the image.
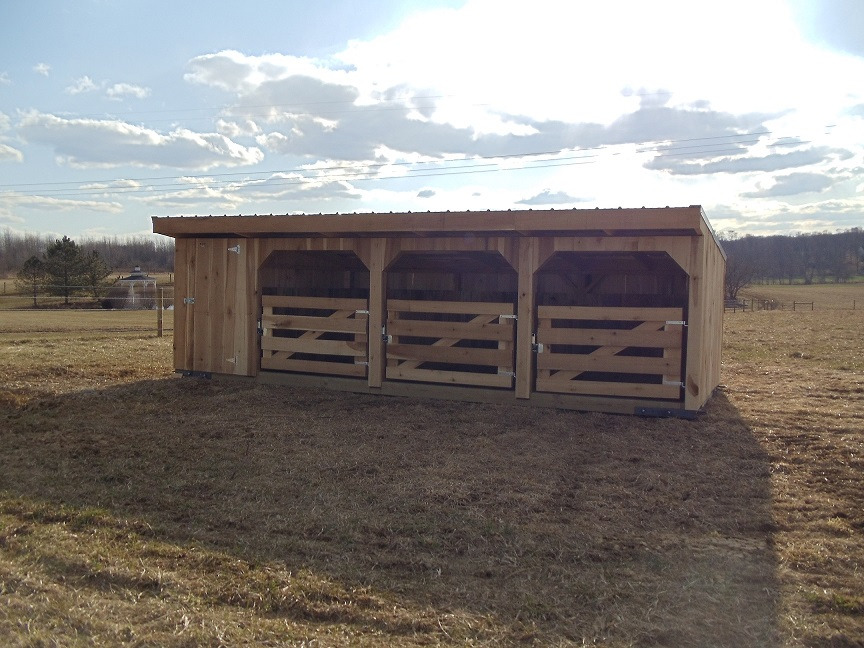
[152,205,718,243]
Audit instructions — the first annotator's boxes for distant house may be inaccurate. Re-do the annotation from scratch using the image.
[102,266,157,309]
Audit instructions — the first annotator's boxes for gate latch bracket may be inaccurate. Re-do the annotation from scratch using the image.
[531,333,544,353]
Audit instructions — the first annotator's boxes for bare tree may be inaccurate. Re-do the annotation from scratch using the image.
[724,254,757,301]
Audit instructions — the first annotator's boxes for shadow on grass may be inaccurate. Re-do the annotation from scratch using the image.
[1,377,780,646]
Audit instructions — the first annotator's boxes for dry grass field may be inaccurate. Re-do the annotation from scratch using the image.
[1,287,862,646]
[740,281,864,310]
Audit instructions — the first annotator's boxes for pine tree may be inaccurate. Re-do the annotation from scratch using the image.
[80,249,112,300]
[44,236,85,305]
[15,255,47,307]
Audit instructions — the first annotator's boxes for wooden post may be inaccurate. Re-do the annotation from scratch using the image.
[366,237,387,389]
[515,238,537,400]
[157,287,164,337]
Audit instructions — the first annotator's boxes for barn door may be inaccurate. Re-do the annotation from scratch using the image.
[385,299,516,388]
[534,306,685,400]
[259,296,370,377]
[174,238,252,376]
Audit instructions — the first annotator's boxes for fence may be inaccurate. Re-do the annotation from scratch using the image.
[725,298,858,312]
[0,287,175,337]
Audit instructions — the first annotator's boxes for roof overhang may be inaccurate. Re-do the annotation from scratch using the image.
[152,206,714,241]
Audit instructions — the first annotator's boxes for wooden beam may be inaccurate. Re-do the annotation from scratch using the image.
[152,207,705,238]
[515,238,537,399]
[367,237,386,388]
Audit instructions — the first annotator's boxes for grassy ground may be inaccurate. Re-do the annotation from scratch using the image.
[739,280,864,310]
[1,288,862,646]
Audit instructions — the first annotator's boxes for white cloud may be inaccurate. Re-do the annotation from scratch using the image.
[33,63,51,77]
[0,72,10,85]
[517,189,589,206]
[185,50,351,94]
[106,83,151,99]
[743,172,834,198]
[217,118,261,138]
[65,75,98,94]
[18,111,264,170]
[0,191,124,213]
[0,143,24,163]
[79,179,142,190]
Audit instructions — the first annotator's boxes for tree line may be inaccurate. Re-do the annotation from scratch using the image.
[3,229,174,307]
[719,228,863,300]
[1,228,174,277]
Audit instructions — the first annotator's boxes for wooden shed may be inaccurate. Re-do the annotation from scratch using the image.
[152,206,725,416]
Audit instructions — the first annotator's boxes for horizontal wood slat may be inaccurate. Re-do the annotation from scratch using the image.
[538,305,683,322]
[537,326,681,349]
[536,353,678,374]
[262,295,368,311]
[386,366,512,388]
[262,356,367,376]
[263,314,368,334]
[535,377,681,399]
[262,336,366,357]
[386,343,511,366]
[386,317,512,341]
[387,299,514,316]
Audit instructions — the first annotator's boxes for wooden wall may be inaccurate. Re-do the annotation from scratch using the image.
[170,228,724,414]
[173,238,259,376]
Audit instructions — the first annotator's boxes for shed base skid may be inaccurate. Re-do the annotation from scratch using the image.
[252,370,697,417]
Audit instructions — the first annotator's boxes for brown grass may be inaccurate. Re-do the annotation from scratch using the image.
[740,280,864,310]
[1,297,862,646]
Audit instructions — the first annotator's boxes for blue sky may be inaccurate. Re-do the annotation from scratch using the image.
[1,0,862,240]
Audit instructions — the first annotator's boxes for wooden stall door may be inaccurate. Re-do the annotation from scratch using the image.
[260,296,369,377]
[385,299,516,388]
[535,306,685,400]
[175,238,253,376]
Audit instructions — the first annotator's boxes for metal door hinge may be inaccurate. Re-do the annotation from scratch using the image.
[228,244,241,254]
[499,314,517,320]
[183,297,195,305]
[663,380,685,387]
[498,370,516,378]
[665,320,687,326]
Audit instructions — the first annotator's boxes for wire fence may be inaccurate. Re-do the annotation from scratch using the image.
[725,298,859,312]
[0,287,175,336]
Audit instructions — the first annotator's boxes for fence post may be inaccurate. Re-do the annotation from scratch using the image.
[157,288,164,337]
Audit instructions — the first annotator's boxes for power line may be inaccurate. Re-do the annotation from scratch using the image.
[0,126,836,201]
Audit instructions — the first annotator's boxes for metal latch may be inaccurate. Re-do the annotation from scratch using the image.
[663,380,685,387]
[498,370,515,378]
[355,309,369,316]
[228,244,241,254]
[257,319,264,336]
[382,326,392,343]
[499,314,517,320]
[183,297,195,305]
[665,320,687,326]
[531,333,544,353]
